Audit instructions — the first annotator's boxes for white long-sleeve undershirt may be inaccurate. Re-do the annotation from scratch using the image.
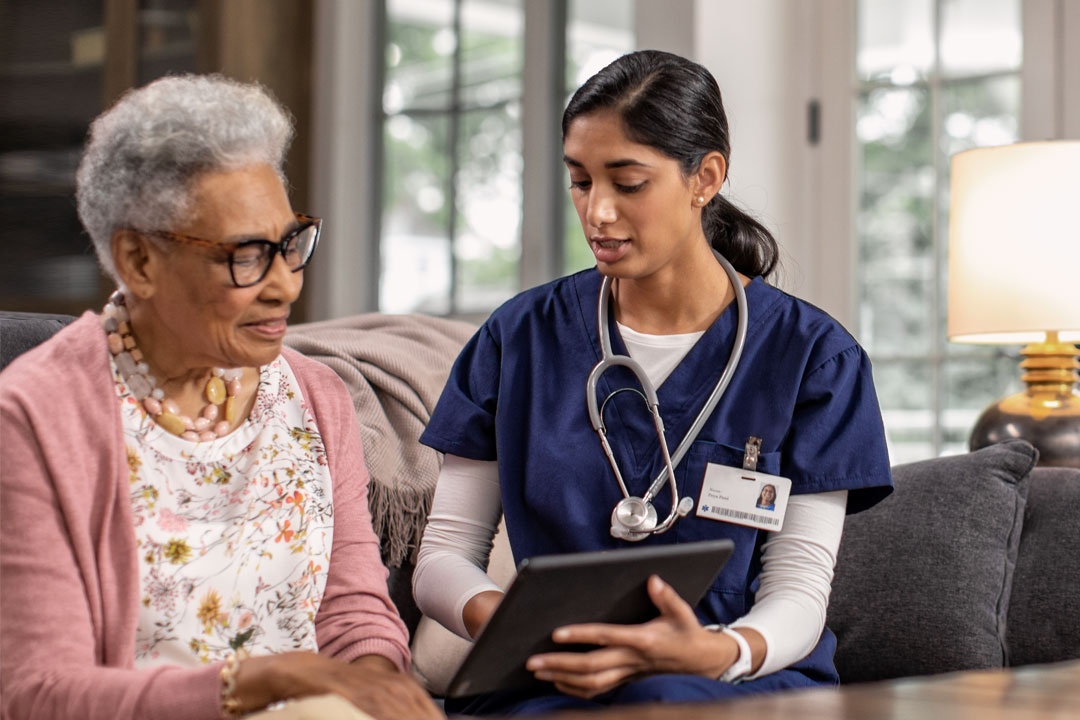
[413,322,848,678]
[413,454,505,640]
[413,455,846,679]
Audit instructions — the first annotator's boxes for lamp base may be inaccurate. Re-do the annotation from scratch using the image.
[969,334,1080,468]
[969,390,1080,468]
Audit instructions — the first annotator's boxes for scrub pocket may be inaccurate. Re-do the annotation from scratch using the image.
[674,441,782,621]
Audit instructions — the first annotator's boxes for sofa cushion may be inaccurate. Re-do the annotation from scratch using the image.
[1006,466,1080,666]
[829,439,1037,683]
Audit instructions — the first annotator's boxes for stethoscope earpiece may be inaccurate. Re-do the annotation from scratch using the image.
[587,249,749,541]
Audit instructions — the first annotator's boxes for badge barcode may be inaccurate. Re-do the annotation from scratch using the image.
[715,507,780,526]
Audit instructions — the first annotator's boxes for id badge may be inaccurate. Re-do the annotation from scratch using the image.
[695,463,791,532]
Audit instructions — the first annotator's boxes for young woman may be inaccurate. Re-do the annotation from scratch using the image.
[413,50,893,715]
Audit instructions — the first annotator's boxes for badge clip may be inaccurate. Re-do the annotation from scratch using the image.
[743,436,762,471]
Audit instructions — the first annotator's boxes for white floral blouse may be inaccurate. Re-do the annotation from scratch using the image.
[113,355,335,668]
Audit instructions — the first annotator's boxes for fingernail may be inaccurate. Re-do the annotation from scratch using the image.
[553,629,569,641]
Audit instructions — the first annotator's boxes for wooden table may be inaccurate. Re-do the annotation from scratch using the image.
[529,660,1080,720]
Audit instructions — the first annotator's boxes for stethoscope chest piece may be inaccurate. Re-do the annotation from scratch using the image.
[611,496,658,541]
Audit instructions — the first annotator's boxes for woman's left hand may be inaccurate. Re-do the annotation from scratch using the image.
[524,575,738,699]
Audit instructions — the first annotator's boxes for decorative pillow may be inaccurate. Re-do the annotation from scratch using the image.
[1005,466,1080,666]
[829,439,1037,683]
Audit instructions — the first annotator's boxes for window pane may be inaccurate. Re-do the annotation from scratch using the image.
[383,0,524,315]
[942,353,1023,452]
[855,0,1024,460]
[386,0,456,113]
[381,114,452,314]
[562,0,634,275]
[454,106,521,313]
[563,184,593,274]
[873,360,935,464]
[460,0,523,109]
[860,275,935,357]
[856,87,934,355]
[857,0,934,84]
[941,0,1021,77]
[941,75,1021,159]
[939,75,1020,350]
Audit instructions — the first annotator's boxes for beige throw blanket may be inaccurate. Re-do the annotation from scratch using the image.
[285,313,476,567]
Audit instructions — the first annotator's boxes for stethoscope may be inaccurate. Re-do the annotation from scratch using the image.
[586,249,748,542]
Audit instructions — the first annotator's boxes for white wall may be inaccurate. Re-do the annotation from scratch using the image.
[635,0,694,55]
[1023,0,1080,141]
[693,1,833,313]
[310,0,382,320]
[691,0,851,325]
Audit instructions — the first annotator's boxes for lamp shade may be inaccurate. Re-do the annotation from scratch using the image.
[948,141,1080,344]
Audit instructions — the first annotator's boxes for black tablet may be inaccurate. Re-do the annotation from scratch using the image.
[445,538,735,698]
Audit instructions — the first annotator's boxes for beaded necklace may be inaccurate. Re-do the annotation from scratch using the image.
[102,291,244,442]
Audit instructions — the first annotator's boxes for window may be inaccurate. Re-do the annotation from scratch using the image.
[854,0,1023,462]
[382,0,525,315]
[379,0,634,315]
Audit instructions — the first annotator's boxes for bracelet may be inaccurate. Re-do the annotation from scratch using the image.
[703,624,753,683]
[717,627,753,683]
[220,652,244,717]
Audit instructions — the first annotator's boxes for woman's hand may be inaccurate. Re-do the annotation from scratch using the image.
[340,656,443,720]
[232,651,443,719]
[524,575,742,699]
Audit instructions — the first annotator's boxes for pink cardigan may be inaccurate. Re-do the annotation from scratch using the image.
[0,313,411,720]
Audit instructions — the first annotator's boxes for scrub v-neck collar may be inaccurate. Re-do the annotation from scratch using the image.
[573,269,776,482]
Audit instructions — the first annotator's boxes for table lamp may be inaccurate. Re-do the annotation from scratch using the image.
[947,141,1080,468]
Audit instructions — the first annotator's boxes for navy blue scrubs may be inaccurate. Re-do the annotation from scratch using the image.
[421,269,893,714]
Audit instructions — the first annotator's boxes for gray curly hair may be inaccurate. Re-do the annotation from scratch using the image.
[76,74,294,281]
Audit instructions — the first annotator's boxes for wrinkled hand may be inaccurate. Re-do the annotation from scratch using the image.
[524,575,736,699]
[237,652,443,720]
[340,655,443,720]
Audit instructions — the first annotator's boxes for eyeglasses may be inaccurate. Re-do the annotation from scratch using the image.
[147,212,322,288]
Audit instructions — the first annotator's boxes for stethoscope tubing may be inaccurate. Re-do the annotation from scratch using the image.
[647,249,748,493]
[586,249,749,537]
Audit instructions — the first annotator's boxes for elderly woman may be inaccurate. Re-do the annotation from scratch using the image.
[0,75,441,720]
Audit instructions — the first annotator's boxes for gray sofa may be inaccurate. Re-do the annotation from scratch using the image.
[3,310,1078,692]
[0,311,77,369]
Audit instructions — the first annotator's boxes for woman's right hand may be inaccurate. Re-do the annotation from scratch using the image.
[462,589,504,639]
[233,651,443,720]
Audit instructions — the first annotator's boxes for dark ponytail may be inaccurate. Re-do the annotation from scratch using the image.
[562,50,779,279]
